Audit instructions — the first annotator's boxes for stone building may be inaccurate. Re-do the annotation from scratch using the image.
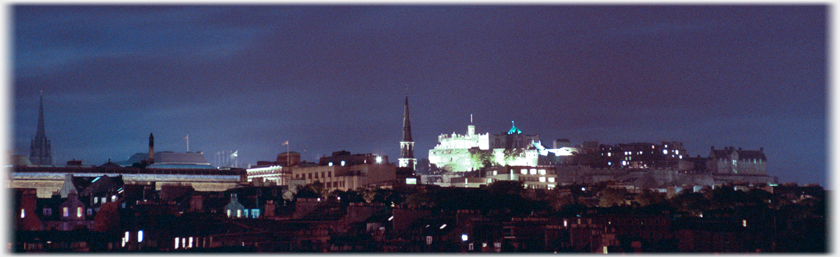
[428,121,540,173]
[708,146,767,175]
[290,151,395,191]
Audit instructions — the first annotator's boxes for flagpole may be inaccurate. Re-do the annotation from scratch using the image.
[186,134,190,152]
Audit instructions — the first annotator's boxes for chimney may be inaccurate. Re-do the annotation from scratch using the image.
[760,147,764,152]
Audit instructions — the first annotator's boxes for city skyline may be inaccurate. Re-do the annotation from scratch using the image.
[12,5,826,186]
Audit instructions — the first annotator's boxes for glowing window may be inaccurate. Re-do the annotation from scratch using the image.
[226,209,231,217]
[539,177,546,182]
[138,230,144,243]
[529,169,536,175]
[244,209,249,218]
[492,170,497,176]
[607,152,611,157]
[237,209,242,218]
[328,162,333,166]
[77,207,83,218]
[188,237,193,248]
[520,169,527,175]
[175,237,180,249]
[63,207,69,217]
[94,197,98,204]
[539,169,546,175]
[341,160,345,166]
[112,195,117,202]
[675,150,680,155]
[548,177,555,183]
[20,209,25,218]
[253,209,260,218]
[662,149,668,155]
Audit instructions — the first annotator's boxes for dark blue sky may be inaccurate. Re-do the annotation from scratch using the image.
[11,5,826,187]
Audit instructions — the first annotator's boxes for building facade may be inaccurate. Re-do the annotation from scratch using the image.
[291,151,395,191]
[708,146,767,175]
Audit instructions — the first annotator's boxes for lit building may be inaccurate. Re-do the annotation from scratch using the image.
[598,142,687,169]
[428,121,539,173]
[29,94,52,166]
[291,151,394,191]
[486,165,558,190]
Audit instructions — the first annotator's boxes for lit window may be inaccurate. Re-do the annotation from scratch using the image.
[520,169,527,175]
[94,197,98,204]
[102,196,107,203]
[675,150,680,155]
[328,162,333,166]
[607,152,611,157]
[662,149,668,155]
[244,209,249,218]
[742,219,747,227]
[20,209,25,218]
[226,209,231,217]
[341,160,345,166]
[138,230,144,243]
[237,209,242,218]
[63,207,69,217]
[175,237,180,249]
[539,169,546,175]
[539,177,546,182]
[252,209,260,218]
[529,169,536,175]
[375,156,383,164]
[492,170,497,176]
[77,207,83,218]
[188,237,193,248]
[112,195,117,202]
[548,177,555,183]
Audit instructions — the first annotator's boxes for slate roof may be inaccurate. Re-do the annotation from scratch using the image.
[710,147,766,161]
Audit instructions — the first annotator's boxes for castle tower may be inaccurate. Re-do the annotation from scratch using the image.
[148,133,155,163]
[399,96,415,169]
[29,94,52,165]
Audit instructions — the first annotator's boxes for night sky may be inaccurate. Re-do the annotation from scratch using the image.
[11,5,826,187]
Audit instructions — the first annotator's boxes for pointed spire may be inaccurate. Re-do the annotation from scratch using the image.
[401,95,412,142]
[36,93,46,138]
[30,92,52,165]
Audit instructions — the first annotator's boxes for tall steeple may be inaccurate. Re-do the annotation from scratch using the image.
[399,95,415,169]
[29,93,52,165]
[148,133,155,163]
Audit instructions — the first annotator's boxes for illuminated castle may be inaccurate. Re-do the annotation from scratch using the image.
[428,119,540,173]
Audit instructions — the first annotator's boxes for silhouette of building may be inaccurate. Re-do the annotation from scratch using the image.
[399,96,416,170]
[29,94,52,165]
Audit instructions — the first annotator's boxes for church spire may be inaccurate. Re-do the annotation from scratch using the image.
[36,94,46,138]
[29,93,52,165]
[399,95,415,169]
[401,95,412,142]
